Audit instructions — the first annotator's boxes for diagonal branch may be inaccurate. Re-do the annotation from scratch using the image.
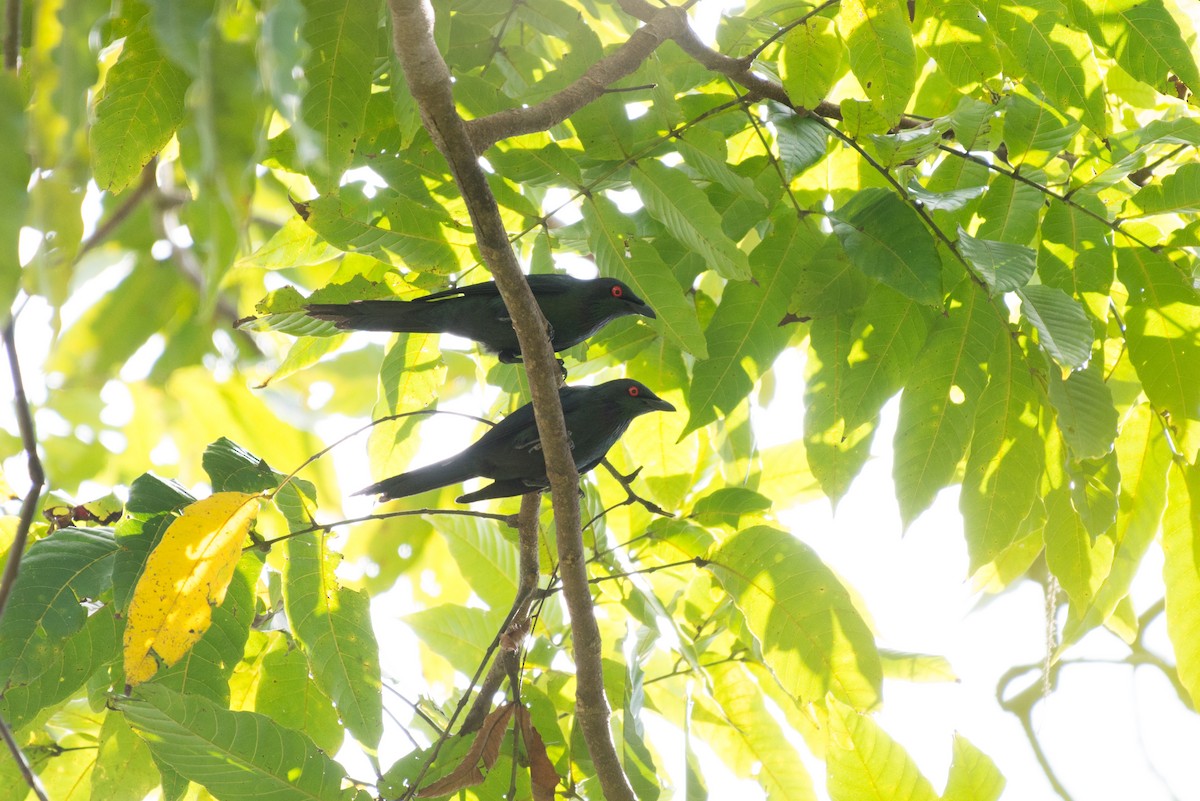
[465,5,687,153]
[386,2,635,799]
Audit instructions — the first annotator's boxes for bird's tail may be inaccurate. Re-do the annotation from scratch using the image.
[306,300,449,333]
[355,456,476,501]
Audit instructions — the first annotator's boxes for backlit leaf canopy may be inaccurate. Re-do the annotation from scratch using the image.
[3,1,1200,800]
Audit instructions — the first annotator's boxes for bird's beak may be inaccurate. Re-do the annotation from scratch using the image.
[627,294,656,319]
[647,396,675,412]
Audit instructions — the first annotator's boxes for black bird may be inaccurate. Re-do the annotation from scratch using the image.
[358,379,675,503]
[307,274,655,362]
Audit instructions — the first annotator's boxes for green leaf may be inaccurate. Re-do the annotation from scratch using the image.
[236,217,341,271]
[284,533,383,748]
[676,135,768,207]
[1064,404,1171,644]
[631,158,751,281]
[92,710,162,801]
[773,112,830,178]
[806,284,934,503]
[710,526,882,710]
[583,196,708,358]
[868,120,951,168]
[684,214,813,434]
[975,169,1045,244]
[907,180,986,212]
[704,661,818,801]
[691,487,772,528]
[403,604,503,674]
[1001,93,1081,168]
[0,73,30,314]
[0,528,118,688]
[300,186,474,272]
[487,139,583,187]
[1130,162,1200,216]
[436,515,519,611]
[838,0,917,124]
[1044,486,1114,609]
[90,19,191,192]
[1046,360,1118,460]
[957,228,1037,293]
[960,333,1045,570]
[1162,462,1200,708]
[878,649,958,682]
[0,606,120,731]
[118,684,349,801]
[202,437,280,494]
[1116,248,1200,460]
[255,639,345,755]
[984,2,1106,134]
[1016,284,1094,370]
[1077,0,1200,100]
[780,15,842,110]
[918,0,1001,89]
[893,283,1000,526]
[826,697,939,801]
[299,0,377,191]
[942,733,1005,801]
[831,188,942,306]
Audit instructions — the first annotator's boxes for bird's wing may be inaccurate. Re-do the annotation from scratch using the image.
[415,274,575,303]
[507,386,593,452]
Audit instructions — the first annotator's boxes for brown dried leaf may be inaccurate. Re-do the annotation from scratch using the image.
[417,703,514,797]
[517,706,560,801]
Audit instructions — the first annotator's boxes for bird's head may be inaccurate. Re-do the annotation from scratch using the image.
[591,278,656,319]
[601,379,675,414]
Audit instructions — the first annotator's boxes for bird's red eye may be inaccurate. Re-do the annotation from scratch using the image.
[611,285,624,298]
[628,385,639,397]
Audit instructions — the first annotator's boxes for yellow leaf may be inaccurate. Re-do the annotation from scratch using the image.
[123,491,261,685]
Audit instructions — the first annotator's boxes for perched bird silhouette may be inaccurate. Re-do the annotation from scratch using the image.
[307,274,655,363]
[358,379,675,503]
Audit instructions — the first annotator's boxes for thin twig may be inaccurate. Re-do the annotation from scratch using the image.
[77,162,157,258]
[1,323,52,801]
[251,507,518,551]
[744,0,842,63]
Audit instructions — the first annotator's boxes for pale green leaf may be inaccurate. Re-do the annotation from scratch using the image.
[299,0,377,191]
[942,733,1005,801]
[975,169,1045,244]
[1064,404,1172,644]
[780,15,842,110]
[960,334,1045,570]
[894,282,1001,527]
[91,19,190,192]
[710,526,882,710]
[583,195,708,358]
[878,649,958,682]
[632,158,751,280]
[1130,162,1200,217]
[1044,487,1114,609]
[1081,0,1200,100]
[838,0,917,124]
[826,697,939,801]
[0,73,30,314]
[284,533,383,748]
[1046,359,1118,459]
[684,213,814,434]
[1116,248,1200,460]
[1162,463,1200,708]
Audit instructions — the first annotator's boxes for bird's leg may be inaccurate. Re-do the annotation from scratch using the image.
[599,459,673,518]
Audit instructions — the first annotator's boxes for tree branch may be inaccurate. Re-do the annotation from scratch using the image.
[465,5,687,153]
[1,321,51,801]
[386,2,635,798]
[461,492,541,735]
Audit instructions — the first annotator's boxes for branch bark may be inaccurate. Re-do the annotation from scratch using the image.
[386,2,635,798]
[465,6,686,153]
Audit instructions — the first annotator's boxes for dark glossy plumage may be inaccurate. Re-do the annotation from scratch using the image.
[357,379,675,503]
[307,274,655,362]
